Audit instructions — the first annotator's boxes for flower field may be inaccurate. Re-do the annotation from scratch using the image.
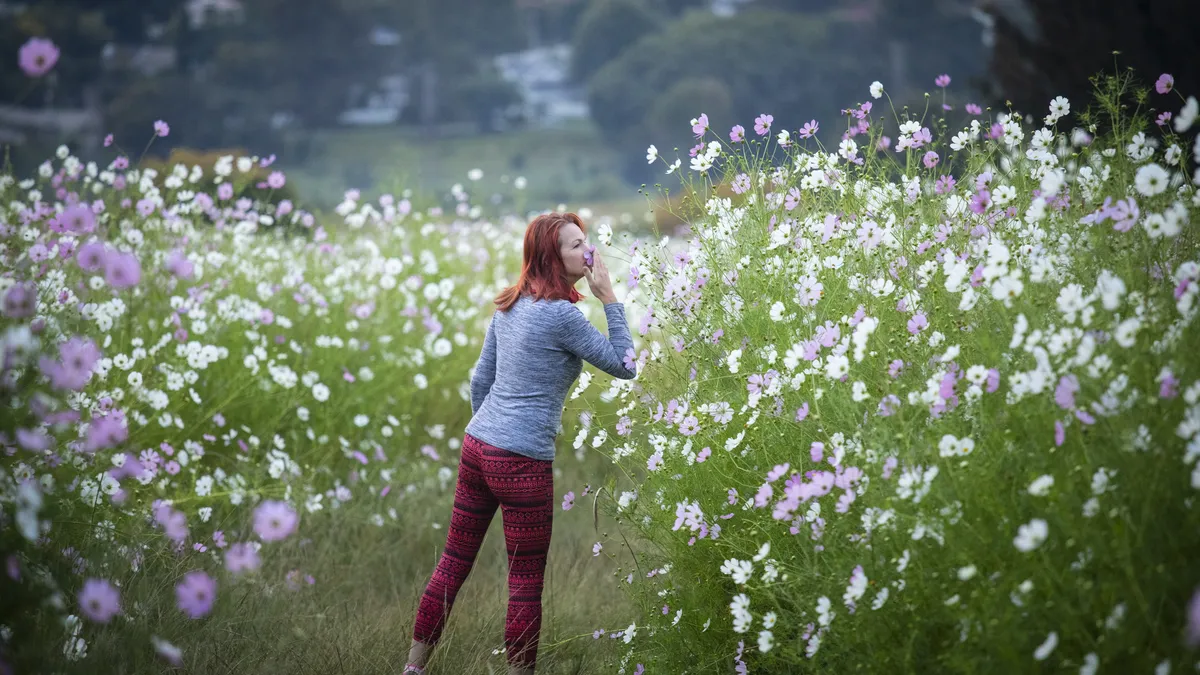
[3,39,1200,674]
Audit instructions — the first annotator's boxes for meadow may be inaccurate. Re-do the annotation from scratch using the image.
[3,46,1200,675]
[281,121,640,217]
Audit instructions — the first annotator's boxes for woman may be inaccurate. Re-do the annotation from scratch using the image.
[403,212,637,675]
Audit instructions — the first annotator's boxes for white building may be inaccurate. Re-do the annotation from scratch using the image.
[492,44,588,126]
[185,0,244,28]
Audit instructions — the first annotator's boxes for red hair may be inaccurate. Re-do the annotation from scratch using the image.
[494,212,586,312]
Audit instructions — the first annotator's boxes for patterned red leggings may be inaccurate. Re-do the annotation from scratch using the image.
[413,433,554,669]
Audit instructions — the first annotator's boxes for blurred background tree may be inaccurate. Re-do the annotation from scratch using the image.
[569,0,663,83]
[1,0,1195,207]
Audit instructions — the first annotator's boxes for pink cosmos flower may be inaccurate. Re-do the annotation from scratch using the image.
[935,74,951,87]
[18,38,59,77]
[253,500,299,541]
[154,120,170,137]
[105,251,142,289]
[3,282,35,319]
[1186,587,1200,647]
[175,570,216,618]
[1156,73,1174,95]
[79,578,121,623]
[965,103,982,115]
[754,113,773,136]
[731,173,751,194]
[730,125,745,142]
[691,113,709,137]
[224,543,261,575]
[59,204,97,234]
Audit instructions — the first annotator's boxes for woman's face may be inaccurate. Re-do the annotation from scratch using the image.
[558,222,588,284]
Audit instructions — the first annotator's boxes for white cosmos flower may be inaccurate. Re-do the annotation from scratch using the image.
[1174,95,1198,133]
[1033,631,1058,661]
[1014,518,1048,552]
[1134,163,1169,197]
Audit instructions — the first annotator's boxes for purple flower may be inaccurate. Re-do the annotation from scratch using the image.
[18,37,59,77]
[1054,374,1079,410]
[224,543,261,575]
[878,394,901,417]
[3,282,36,318]
[266,171,286,189]
[16,428,51,452]
[935,74,951,87]
[154,120,170,137]
[730,125,745,142]
[76,241,108,272]
[78,578,121,623]
[175,570,216,618]
[798,120,819,139]
[753,113,773,136]
[1186,587,1200,647]
[58,204,97,234]
[43,337,101,391]
[103,134,113,147]
[934,175,956,194]
[784,187,801,211]
[253,500,299,541]
[922,151,940,168]
[907,312,928,334]
[562,491,575,511]
[969,189,992,214]
[105,251,142,289]
[153,503,188,542]
[794,402,809,422]
[1156,73,1174,95]
[583,243,596,269]
[985,368,1001,393]
[965,103,982,115]
[731,173,751,194]
[165,250,195,280]
[691,113,709,137]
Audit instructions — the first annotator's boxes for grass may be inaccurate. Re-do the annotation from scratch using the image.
[24,451,639,675]
[283,121,640,213]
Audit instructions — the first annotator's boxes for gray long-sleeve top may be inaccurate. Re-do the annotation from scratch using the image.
[463,294,637,461]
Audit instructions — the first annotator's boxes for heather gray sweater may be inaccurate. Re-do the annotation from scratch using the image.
[464,295,637,461]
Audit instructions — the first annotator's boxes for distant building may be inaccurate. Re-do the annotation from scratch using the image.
[711,0,755,17]
[492,44,588,126]
[338,74,411,127]
[101,43,178,77]
[185,0,244,28]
